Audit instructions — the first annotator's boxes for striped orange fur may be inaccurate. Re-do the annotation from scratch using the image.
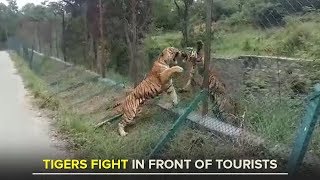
[114,47,187,136]
[180,41,242,125]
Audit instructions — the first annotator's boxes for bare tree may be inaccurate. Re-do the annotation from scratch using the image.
[124,0,138,84]
[47,1,62,58]
[61,6,66,61]
[174,0,194,47]
[17,19,37,68]
[97,0,107,78]
[48,1,66,61]
[121,0,152,85]
[87,0,100,72]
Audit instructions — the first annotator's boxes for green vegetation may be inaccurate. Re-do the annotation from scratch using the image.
[12,51,280,161]
[144,11,320,60]
[144,32,182,60]
[2,0,320,79]
[243,94,303,145]
[213,14,320,59]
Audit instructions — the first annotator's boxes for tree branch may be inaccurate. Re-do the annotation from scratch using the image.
[174,0,182,16]
[62,0,72,7]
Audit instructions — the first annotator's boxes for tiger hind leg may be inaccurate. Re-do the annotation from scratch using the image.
[118,122,128,137]
[179,77,191,93]
[118,107,141,136]
[179,67,195,92]
[166,85,178,106]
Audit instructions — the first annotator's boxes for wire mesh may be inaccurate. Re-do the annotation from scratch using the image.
[155,0,320,173]
[168,0,320,174]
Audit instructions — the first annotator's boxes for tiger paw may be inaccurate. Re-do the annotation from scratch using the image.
[172,100,178,106]
[118,123,128,137]
[163,102,174,109]
[119,131,128,137]
[172,66,184,73]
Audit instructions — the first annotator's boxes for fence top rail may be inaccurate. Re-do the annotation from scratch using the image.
[214,55,319,63]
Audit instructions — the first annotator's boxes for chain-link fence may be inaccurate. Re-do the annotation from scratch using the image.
[169,0,320,174]
[151,0,320,174]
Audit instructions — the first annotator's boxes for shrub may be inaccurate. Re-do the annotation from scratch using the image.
[144,32,182,62]
[242,1,285,28]
[272,21,313,57]
[242,39,252,51]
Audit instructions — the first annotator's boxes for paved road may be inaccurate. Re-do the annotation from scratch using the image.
[0,51,66,176]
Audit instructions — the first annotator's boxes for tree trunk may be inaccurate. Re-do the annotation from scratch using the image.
[30,36,36,70]
[202,0,212,116]
[174,0,190,47]
[124,0,139,85]
[4,24,8,41]
[30,44,34,69]
[93,37,98,71]
[37,22,41,53]
[62,11,67,62]
[49,22,53,56]
[183,3,189,47]
[98,0,106,78]
[124,21,134,80]
[128,47,135,82]
[55,25,59,58]
[82,2,88,68]
[131,0,138,85]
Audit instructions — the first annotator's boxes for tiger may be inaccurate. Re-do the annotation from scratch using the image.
[179,41,243,125]
[110,47,187,136]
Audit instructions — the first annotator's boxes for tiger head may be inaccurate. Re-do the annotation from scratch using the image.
[160,47,188,66]
[184,40,205,67]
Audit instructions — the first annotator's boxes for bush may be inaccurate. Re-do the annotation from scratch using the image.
[241,1,285,28]
[152,0,180,31]
[109,41,129,74]
[144,32,182,62]
[224,11,249,26]
[243,93,303,145]
[279,26,309,55]
[242,39,252,51]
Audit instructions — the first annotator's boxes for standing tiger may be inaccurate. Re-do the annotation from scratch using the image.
[179,41,242,125]
[107,47,187,136]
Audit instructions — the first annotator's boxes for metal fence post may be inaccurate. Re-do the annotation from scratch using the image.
[148,90,208,159]
[201,0,212,116]
[288,83,320,175]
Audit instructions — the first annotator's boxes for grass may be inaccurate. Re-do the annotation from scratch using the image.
[213,20,320,60]
[146,13,320,61]
[11,53,59,110]
[242,94,304,146]
[144,31,183,61]
[174,70,306,149]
